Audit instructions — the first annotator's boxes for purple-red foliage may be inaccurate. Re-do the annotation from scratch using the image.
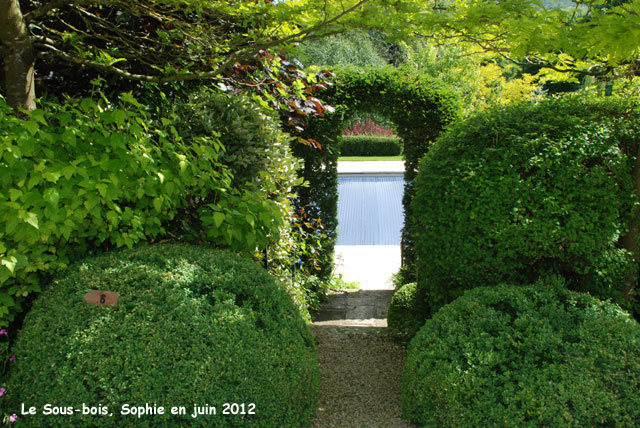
[343,118,394,136]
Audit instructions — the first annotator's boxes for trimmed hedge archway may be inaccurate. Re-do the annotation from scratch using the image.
[295,67,461,281]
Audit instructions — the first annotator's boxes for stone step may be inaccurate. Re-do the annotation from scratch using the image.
[312,289,394,327]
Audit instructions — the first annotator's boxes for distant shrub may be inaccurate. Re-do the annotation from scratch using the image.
[4,243,319,428]
[402,278,640,428]
[387,283,424,342]
[338,135,402,156]
[411,96,640,316]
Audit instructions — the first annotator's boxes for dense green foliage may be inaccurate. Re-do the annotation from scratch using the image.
[338,135,402,156]
[174,89,290,188]
[293,108,342,281]
[411,96,640,316]
[387,282,423,342]
[170,88,330,315]
[0,94,293,325]
[4,243,319,427]
[307,67,461,281]
[402,279,640,428]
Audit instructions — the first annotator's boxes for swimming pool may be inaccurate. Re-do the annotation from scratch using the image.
[336,175,405,246]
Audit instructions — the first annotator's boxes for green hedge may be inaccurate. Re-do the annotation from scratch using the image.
[387,282,423,342]
[338,135,402,156]
[4,243,319,427]
[402,278,640,428]
[305,67,461,282]
[411,96,640,316]
[0,94,289,325]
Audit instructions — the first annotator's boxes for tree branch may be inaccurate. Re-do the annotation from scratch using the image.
[37,42,226,83]
[25,0,94,22]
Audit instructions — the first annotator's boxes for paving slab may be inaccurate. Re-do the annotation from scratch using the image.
[312,289,393,327]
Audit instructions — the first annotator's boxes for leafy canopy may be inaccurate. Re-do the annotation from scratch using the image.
[407,0,640,79]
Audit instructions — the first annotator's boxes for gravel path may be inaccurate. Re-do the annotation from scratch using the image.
[307,291,414,428]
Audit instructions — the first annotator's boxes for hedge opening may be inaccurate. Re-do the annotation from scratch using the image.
[303,67,461,281]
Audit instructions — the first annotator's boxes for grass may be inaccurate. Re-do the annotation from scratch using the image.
[338,155,404,161]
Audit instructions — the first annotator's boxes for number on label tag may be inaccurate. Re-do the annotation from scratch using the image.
[84,290,119,306]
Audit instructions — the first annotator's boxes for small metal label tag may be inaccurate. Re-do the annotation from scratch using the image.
[84,290,119,306]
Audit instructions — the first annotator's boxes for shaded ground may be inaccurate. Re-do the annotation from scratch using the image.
[307,290,414,428]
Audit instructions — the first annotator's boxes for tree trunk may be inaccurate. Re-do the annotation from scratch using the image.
[621,144,640,302]
[0,0,36,111]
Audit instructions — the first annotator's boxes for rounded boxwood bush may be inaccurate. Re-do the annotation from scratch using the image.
[4,243,319,428]
[387,283,424,342]
[411,96,640,315]
[402,278,640,428]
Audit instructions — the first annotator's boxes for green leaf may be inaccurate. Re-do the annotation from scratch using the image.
[1,257,18,274]
[112,110,127,126]
[42,171,62,183]
[153,197,163,212]
[44,188,60,205]
[61,131,77,146]
[106,210,118,225]
[96,183,108,198]
[25,212,39,229]
[120,92,144,108]
[30,109,48,125]
[24,120,39,135]
[213,212,225,228]
[0,292,15,307]
[259,212,272,224]
[9,189,22,201]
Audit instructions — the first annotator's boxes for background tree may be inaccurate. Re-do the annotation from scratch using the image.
[409,0,640,80]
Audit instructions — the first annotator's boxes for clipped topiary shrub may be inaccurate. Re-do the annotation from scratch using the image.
[338,135,402,156]
[402,278,640,428]
[387,283,424,342]
[411,96,640,315]
[4,243,319,428]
